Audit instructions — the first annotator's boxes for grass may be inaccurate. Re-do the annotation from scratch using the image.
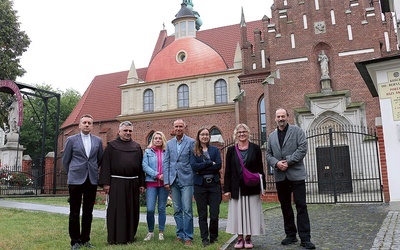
[0,207,232,250]
[0,196,279,249]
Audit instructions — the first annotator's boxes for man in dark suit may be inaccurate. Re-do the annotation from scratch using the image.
[62,114,103,250]
[163,119,195,246]
[267,108,315,249]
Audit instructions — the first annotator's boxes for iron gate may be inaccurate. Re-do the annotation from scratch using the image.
[304,125,383,203]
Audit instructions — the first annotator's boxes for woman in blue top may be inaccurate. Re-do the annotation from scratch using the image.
[142,131,169,241]
[190,128,222,247]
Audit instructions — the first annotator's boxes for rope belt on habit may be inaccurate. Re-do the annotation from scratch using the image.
[111,175,138,179]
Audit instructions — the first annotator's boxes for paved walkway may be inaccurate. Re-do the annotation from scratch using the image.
[0,199,227,229]
[0,199,399,249]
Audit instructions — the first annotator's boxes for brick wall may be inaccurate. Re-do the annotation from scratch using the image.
[239,0,397,132]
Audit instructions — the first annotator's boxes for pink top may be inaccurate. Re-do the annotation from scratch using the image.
[146,147,164,188]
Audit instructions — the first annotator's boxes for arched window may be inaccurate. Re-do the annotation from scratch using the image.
[214,79,227,104]
[210,127,221,136]
[147,131,154,146]
[177,84,189,108]
[210,127,224,143]
[259,97,266,144]
[143,89,154,112]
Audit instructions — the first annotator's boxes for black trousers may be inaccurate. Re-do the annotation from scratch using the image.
[193,181,221,242]
[276,178,311,242]
[68,177,97,246]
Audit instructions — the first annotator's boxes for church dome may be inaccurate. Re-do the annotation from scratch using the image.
[145,37,227,82]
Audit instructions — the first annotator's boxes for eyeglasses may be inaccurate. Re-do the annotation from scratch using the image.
[123,129,133,132]
[237,131,248,134]
[199,133,209,137]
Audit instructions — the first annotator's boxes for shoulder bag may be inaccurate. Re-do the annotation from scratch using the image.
[235,144,260,186]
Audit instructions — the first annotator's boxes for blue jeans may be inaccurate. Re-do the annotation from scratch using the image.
[146,186,169,232]
[171,178,194,241]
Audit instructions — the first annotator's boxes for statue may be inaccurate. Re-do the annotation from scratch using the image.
[0,127,4,146]
[7,97,19,133]
[318,50,330,79]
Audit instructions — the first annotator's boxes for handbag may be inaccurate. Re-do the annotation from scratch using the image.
[235,144,260,186]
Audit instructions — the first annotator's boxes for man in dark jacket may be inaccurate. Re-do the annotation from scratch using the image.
[267,108,316,249]
[62,114,103,250]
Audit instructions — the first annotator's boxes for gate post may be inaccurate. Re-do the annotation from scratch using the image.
[328,128,338,203]
[377,125,390,202]
[44,152,54,194]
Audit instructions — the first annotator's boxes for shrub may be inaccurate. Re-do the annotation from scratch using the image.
[0,168,34,187]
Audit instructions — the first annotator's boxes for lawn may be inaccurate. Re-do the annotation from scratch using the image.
[0,196,279,249]
[0,207,232,250]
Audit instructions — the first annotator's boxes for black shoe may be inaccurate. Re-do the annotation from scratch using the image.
[81,241,95,248]
[71,243,81,250]
[301,241,316,249]
[281,237,298,245]
[202,239,210,247]
[210,238,218,244]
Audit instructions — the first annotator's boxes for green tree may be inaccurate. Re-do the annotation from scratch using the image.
[0,0,31,128]
[0,0,30,80]
[59,88,81,122]
[19,84,81,159]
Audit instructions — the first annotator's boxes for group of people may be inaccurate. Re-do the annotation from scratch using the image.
[62,108,316,250]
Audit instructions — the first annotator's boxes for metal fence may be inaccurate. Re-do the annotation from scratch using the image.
[0,157,68,196]
[0,165,40,196]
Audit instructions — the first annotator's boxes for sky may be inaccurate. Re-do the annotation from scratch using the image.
[12,0,274,94]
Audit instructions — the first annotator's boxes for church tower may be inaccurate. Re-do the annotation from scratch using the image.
[248,0,399,131]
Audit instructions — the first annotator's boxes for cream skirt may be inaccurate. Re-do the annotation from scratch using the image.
[225,191,265,235]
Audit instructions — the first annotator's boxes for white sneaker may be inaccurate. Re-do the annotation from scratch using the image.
[144,232,154,241]
[159,232,164,241]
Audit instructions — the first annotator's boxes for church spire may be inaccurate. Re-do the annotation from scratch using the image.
[240,7,246,27]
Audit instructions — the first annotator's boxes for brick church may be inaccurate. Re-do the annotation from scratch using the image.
[59,0,399,199]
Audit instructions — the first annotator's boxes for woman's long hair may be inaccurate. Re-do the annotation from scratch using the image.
[194,128,210,157]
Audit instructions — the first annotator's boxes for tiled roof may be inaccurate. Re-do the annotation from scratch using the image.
[61,69,147,129]
[204,21,264,68]
[62,20,263,129]
[150,20,263,69]
[146,37,227,81]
